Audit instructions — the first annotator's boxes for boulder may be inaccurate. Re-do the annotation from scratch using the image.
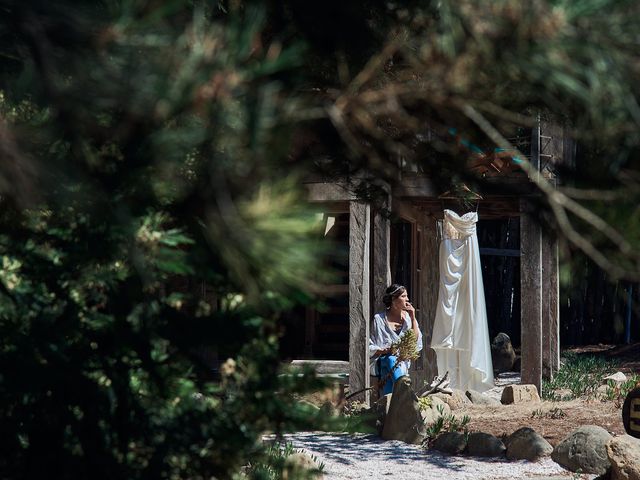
[420,396,451,426]
[432,389,472,410]
[432,431,468,455]
[550,388,573,401]
[604,372,628,383]
[466,389,501,406]
[283,452,323,480]
[381,376,425,444]
[491,333,516,373]
[466,432,506,457]
[376,393,393,415]
[501,384,541,405]
[597,384,610,394]
[505,427,553,461]
[607,435,640,480]
[552,425,613,475]
[373,394,393,434]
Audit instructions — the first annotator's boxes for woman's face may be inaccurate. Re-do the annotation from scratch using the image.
[392,290,409,310]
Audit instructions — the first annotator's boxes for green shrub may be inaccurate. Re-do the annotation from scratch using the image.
[243,441,324,480]
[542,352,613,400]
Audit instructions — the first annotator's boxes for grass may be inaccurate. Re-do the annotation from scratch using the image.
[542,351,640,402]
[542,352,614,400]
[603,374,640,406]
[530,406,566,419]
[424,404,471,442]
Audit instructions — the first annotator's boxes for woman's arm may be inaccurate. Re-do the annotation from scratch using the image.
[369,314,391,357]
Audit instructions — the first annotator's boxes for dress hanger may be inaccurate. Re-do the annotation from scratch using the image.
[438,184,483,200]
[438,184,483,215]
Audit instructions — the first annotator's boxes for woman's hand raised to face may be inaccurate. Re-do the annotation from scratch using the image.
[404,301,416,317]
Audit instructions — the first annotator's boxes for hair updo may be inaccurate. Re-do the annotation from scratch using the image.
[382,284,406,309]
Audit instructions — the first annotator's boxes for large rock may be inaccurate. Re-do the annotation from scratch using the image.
[607,435,640,480]
[505,427,553,461]
[501,384,541,405]
[552,425,613,475]
[375,393,393,432]
[432,389,471,410]
[491,332,517,373]
[604,372,628,383]
[283,452,324,480]
[381,376,425,444]
[432,431,468,455]
[420,395,451,426]
[466,432,506,457]
[466,389,501,406]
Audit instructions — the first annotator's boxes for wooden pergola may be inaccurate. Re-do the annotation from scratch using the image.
[304,121,565,405]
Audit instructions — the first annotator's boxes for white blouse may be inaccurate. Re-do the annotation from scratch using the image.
[369,311,424,374]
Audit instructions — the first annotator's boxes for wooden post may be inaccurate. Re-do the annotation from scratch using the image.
[349,201,371,404]
[520,199,543,393]
[542,229,560,379]
[539,121,562,377]
[372,194,391,315]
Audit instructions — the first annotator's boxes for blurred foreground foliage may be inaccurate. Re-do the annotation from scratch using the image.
[0,1,338,479]
[3,0,640,478]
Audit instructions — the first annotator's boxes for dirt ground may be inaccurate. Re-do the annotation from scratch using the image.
[458,398,625,447]
[458,343,640,446]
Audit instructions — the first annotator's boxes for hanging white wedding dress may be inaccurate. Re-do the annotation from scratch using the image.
[431,209,494,392]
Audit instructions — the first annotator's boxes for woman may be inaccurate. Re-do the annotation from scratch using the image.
[369,284,423,395]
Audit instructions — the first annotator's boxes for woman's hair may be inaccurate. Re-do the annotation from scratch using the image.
[382,284,406,308]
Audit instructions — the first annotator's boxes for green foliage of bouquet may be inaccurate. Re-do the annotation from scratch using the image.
[390,329,420,363]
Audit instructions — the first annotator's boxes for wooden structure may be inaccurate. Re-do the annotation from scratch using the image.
[301,120,566,404]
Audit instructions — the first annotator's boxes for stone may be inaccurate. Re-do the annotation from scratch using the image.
[604,372,628,383]
[466,432,506,457]
[552,425,613,475]
[432,431,468,455]
[551,388,573,400]
[376,394,393,415]
[607,435,640,480]
[430,395,451,416]
[505,427,553,461]
[501,384,541,405]
[283,452,323,480]
[491,332,517,373]
[432,389,471,410]
[420,395,451,426]
[374,394,393,435]
[381,376,425,444]
[596,384,611,399]
[466,389,501,406]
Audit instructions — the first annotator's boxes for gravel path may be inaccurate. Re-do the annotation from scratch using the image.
[284,432,596,480]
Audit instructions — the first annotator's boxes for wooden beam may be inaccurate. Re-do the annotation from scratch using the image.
[349,201,371,404]
[479,248,521,257]
[520,199,543,393]
[394,174,438,198]
[542,229,560,379]
[305,182,355,203]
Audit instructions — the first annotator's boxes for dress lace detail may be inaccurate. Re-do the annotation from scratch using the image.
[442,209,477,240]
